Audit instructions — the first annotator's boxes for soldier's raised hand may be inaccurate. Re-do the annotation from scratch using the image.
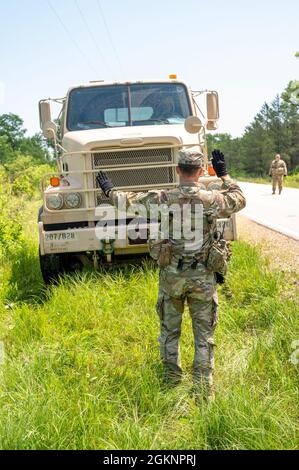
[211,150,228,177]
[96,171,114,197]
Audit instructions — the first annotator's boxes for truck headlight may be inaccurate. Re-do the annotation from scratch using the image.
[64,192,82,209]
[46,193,64,210]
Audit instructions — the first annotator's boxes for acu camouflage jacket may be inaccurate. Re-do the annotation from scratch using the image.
[109,178,246,260]
[269,159,287,176]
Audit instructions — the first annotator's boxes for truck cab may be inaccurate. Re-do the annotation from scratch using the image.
[38,77,235,282]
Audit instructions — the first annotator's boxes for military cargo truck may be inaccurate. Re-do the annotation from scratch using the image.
[38,77,236,282]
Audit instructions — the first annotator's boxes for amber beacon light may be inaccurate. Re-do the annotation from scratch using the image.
[208,163,217,176]
[50,176,60,187]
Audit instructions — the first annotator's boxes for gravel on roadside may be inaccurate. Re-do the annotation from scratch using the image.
[236,214,299,274]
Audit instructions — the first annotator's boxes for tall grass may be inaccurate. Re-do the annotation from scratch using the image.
[0,193,298,450]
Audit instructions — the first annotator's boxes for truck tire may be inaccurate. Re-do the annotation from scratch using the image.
[38,207,62,284]
[39,250,63,285]
[38,206,43,222]
[38,207,83,283]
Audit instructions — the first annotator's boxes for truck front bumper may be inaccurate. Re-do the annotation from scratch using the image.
[39,215,236,256]
[38,222,152,256]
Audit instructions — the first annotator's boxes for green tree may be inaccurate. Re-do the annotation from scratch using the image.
[208,82,299,176]
[20,133,50,163]
[0,113,26,150]
[281,82,299,170]
[0,136,14,164]
[0,113,51,164]
[234,103,276,176]
[207,133,243,175]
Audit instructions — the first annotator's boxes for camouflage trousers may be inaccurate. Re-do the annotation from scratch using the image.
[272,174,284,193]
[156,260,218,387]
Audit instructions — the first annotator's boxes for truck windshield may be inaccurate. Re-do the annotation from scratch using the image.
[67,83,192,131]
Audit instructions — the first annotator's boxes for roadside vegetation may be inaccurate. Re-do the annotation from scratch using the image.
[0,113,53,262]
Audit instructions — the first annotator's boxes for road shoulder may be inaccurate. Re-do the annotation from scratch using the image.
[236,214,299,274]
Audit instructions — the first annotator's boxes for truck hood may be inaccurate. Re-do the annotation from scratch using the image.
[62,124,199,152]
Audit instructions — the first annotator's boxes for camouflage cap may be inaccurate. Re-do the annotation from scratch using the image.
[178,149,204,167]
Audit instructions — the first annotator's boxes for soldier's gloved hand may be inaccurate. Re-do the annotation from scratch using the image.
[211,150,228,177]
[96,171,114,197]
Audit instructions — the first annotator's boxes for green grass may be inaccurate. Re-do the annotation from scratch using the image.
[0,197,298,450]
[237,173,299,188]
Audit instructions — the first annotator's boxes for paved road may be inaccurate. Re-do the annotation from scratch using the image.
[238,182,299,241]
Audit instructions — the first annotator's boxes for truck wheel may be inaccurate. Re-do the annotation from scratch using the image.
[39,250,63,284]
[38,206,43,222]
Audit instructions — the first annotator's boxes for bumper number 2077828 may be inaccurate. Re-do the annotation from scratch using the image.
[45,232,76,242]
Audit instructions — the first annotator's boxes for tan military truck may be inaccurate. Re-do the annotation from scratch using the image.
[38,77,236,282]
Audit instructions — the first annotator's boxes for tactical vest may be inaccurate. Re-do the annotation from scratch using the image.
[149,185,217,268]
[271,160,286,176]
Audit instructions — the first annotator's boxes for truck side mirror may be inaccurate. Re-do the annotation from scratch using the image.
[184,116,203,134]
[39,101,57,140]
[206,92,219,130]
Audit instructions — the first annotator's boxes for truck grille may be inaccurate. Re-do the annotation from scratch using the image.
[92,147,175,204]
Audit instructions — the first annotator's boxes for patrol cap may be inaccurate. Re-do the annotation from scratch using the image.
[178,149,204,167]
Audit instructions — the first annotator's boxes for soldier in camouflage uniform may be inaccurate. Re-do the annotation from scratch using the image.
[269,154,287,194]
[97,149,246,399]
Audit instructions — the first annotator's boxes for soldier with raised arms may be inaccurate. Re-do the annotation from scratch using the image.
[97,149,246,401]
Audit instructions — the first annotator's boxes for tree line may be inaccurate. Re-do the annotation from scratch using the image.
[207,82,299,176]
[0,114,50,165]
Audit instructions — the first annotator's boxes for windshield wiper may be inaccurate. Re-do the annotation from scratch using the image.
[78,120,112,128]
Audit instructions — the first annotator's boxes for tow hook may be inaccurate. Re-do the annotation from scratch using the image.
[100,238,115,263]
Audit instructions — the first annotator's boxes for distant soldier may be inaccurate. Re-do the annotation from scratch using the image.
[269,154,287,194]
[96,150,246,401]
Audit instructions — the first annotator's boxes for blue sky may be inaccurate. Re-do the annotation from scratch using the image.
[0,0,298,136]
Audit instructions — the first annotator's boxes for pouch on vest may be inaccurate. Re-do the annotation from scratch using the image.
[148,239,172,267]
[206,239,231,275]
